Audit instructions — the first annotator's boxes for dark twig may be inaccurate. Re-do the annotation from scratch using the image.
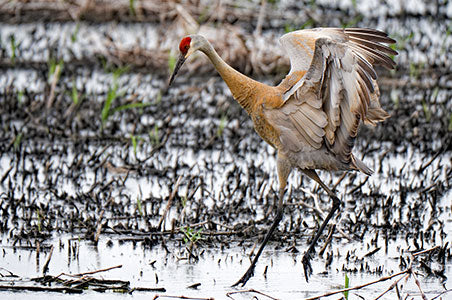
[226,288,280,300]
[430,289,452,300]
[411,245,440,257]
[304,270,407,300]
[94,209,105,244]
[42,245,54,274]
[0,285,82,293]
[373,273,410,300]
[417,146,444,174]
[157,175,183,231]
[72,264,123,277]
[410,270,427,300]
[132,287,166,292]
[52,264,123,281]
[153,295,214,300]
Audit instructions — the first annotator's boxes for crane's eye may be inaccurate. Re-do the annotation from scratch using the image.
[179,37,191,55]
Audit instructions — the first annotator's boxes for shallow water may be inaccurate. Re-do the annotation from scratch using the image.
[1,232,450,300]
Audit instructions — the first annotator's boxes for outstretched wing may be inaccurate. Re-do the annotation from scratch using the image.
[266,28,396,171]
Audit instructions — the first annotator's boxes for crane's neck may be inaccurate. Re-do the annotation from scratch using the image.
[200,43,258,114]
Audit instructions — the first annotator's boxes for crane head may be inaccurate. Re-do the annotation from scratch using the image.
[168,36,193,86]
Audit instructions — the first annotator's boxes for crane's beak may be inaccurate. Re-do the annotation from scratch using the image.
[168,54,186,87]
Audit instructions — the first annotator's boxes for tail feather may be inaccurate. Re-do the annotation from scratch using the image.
[351,155,373,175]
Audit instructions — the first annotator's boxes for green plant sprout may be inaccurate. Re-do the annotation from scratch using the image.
[48,58,64,84]
[71,80,79,105]
[129,0,136,16]
[136,196,143,217]
[182,226,203,245]
[112,101,151,114]
[168,52,177,73]
[101,66,151,130]
[149,124,160,145]
[344,273,350,299]
[448,113,452,132]
[421,99,431,122]
[71,23,80,43]
[17,90,24,104]
[217,115,228,137]
[181,195,187,207]
[155,90,162,104]
[101,67,126,128]
[13,132,23,151]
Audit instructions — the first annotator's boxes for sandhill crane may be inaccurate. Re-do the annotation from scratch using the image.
[168,27,396,286]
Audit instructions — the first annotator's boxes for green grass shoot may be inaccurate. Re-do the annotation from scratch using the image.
[344,273,350,299]
[47,58,64,83]
[285,18,314,33]
[421,99,431,122]
[431,86,439,101]
[149,124,160,145]
[168,53,177,73]
[129,0,136,16]
[71,23,80,43]
[71,80,79,105]
[131,135,138,157]
[13,132,23,151]
[442,23,452,53]
[409,62,424,80]
[17,90,24,104]
[217,115,227,137]
[101,67,128,128]
[101,79,119,128]
[101,75,150,129]
[182,226,203,245]
[448,113,452,132]
[137,196,143,216]
[112,101,151,114]
[155,90,162,104]
[389,31,413,60]
[299,19,314,30]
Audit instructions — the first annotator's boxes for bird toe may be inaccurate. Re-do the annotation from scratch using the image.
[232,266,255,287]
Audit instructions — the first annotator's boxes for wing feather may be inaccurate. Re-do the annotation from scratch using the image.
[348,36,397,56]
[348,43,396,69]
[288,114,320,149]
[298,104,328,128]
[268,27,396,171]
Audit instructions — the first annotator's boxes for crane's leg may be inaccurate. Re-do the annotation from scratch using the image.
[301,169,341,282]
[232,154,292,287]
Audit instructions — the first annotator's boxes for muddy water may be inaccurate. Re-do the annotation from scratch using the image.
[1,0,452,299]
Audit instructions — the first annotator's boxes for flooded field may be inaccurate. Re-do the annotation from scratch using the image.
[1,0,451,299]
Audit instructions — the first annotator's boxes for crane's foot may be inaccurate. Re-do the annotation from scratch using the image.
[302,251,313,282]
[231,265,255,287]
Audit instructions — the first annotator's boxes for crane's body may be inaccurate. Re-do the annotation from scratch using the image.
[169,27,396,286]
